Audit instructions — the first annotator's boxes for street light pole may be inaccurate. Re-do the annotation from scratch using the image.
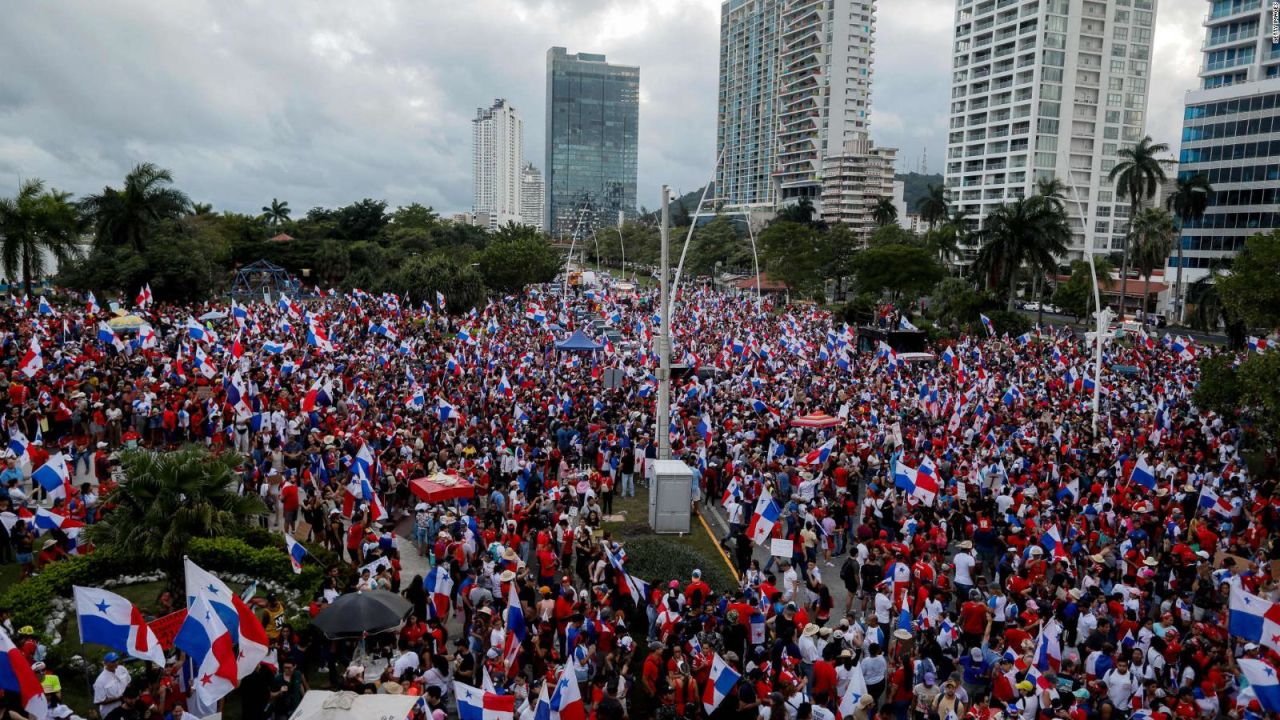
[617,210,626,279]
[656,185,672,461]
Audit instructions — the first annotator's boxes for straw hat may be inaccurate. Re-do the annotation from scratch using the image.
[499,570,516,583]
[802,623,820,637]
[958,540,973,550]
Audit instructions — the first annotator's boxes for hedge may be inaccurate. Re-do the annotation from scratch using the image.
[0,535,328,633]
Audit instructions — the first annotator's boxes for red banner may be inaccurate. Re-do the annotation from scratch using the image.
[148,609,188,650]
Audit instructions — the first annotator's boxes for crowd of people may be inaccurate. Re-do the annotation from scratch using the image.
[0,274,1277,720]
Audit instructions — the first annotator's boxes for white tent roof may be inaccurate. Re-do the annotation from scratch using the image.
[288,691,422,720]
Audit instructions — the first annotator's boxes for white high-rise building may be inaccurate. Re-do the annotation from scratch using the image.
[820,133,898,242]
[520,163,545,232]
[472,99,524,230]
[1174,0,1280,289]
[716,0,877,211]
[945,0,1159,264]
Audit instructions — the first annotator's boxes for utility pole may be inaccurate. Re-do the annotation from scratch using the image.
[656,185,672,461]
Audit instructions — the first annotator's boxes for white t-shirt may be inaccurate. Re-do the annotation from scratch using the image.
[954,552,976,585]
[1103,668,1136,707]
[93,666,131,715]
[392,650,420,678]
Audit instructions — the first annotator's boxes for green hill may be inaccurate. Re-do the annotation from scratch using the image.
[896,172,943,214]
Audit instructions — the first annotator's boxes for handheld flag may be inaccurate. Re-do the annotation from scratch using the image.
[74,586,167,666]
[0,628,47,720]
[284,534,307,575]
[453,681,515,720]
[702,653,741,715]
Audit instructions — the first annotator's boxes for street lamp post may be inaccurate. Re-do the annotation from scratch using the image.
[656,185,672,461]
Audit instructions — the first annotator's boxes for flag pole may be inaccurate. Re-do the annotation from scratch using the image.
[657,185,672,462]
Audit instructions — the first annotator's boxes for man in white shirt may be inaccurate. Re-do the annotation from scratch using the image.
[782,561,801,604]
[953,541,977,600]
[93,653,131,718]
[1102,658,1137,708]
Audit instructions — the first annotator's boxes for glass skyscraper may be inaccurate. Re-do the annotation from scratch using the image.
[545,47,640,238]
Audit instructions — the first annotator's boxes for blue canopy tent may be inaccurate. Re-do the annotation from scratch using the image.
[555,329,603,352]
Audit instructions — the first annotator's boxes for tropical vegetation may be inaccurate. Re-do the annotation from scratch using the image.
[1108,136,1170,318]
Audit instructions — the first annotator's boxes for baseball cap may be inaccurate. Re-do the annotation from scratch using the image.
[104,652,120,663]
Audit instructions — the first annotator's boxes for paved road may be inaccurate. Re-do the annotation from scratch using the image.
[701,493,865,621]
[1015,309,1227,345]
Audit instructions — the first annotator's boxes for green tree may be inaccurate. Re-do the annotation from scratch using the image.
[916,184,949,229]
[972,196,1070,310]
[1130,208,1175,315]
[872,196,898,227]
[868,224,921,247]
[1217,231,1280,332]
[1165,173,1212,321]
[851,244,945,301]
[0,179,83,295]
[88,446,266,576]
[81,163,191,251]
[389,252,485,311]
[774,198,823,228]
[191,202,214,216]
[1238,350,1280,446]
[261,198,291,226]
[1192,354,1241,419]
[334,198,389,240]
[686,215,749,276]
[928,276,984,329]
[1108,136,1170,317]
[475,235,563,294]
[389,202,439,230]
[314,239,351,285]
[759,221,825,298]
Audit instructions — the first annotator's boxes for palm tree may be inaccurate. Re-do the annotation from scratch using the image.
[972,196,1070,310]
[1130,208,1176,319]
[872,196,898,227]
[1108,136,1170,318]
[88,446,266,576]
[0,179,83,295]
[262,198,292,226]
[190,202,214,216]
[917,184,949,229]
[81,163,191,251]
[1035,177,1068,212]
[1165,173,1212,324]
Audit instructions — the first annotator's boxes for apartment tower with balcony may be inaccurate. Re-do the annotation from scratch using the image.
[472,99,525,230]
[944,0,1159,265]
[716,0,878,213]
[1175,0,1280,286]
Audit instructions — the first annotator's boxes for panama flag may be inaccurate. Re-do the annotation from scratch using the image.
[18,336,42,378]
[184,559,270,679]
[6,428,29,460]
[894,460,938,506]
[1128,454,1157,491]
[74,586,167,666]
[1198,485,1233,517]
[136,283,152,307]
[424,566,454,619]
[496,372,513,400]
[0,628,47,720]
[1039,525,1070,560]
[284,534,307,575]
[1248,336,1270,353]
[837,662,870,717]
[86,291,100,314]
[307,321,333,352]
[32,452,72,501]
[746,495,781,546]
[437,398,459,423]
[435,290,447,311]
[1229,579,1280,653]
[454,681,515,720]
[1240,659,1280,713]
[602,542,649,606]
[798,436,837,466]
[702,653,741,715]
[174,594,238,705]
[1171,335,1195,361]
[549,657,586,720]
[980,313,995,336]
[98,322,125,351]
[36,295,58,316]
[187,317,211,342]
[502,584,526,673]
[696,413,712,445]
[192,346,216,379]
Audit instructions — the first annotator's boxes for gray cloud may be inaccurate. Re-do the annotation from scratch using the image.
[0,0,1199,216]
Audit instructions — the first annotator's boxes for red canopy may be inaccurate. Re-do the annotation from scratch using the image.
[410,473,474,503]
[790,412,841,429]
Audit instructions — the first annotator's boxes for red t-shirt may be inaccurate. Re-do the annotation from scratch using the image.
[281,483,300,512]
[960,601,988,634]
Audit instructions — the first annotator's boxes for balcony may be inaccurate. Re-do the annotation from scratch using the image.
[1204,28,1260,49]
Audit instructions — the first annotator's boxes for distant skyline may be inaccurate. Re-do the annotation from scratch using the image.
[0,0,1202,217]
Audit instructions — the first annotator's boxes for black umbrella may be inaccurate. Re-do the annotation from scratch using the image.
[311,590,412,639]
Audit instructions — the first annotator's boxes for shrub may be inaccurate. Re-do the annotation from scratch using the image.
[979,309,1031,337]
[621,537,737,595]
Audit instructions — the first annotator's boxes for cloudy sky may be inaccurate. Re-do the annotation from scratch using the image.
[0,0,1203,217]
